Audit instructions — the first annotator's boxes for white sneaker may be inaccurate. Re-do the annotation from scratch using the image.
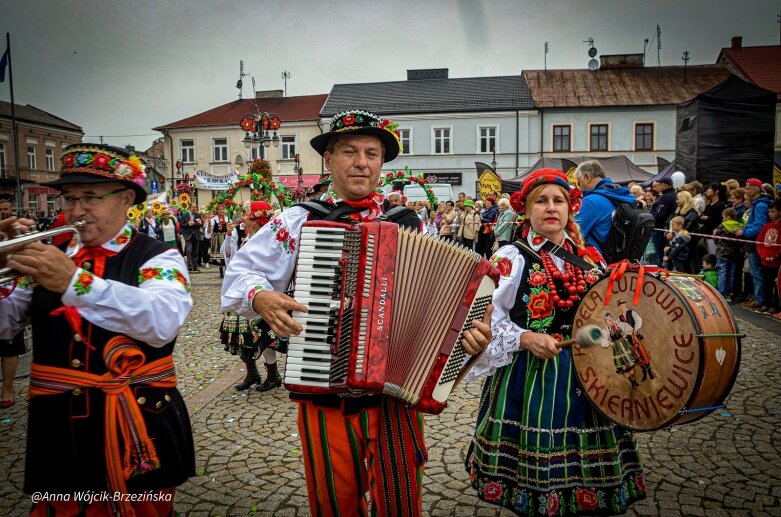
[205,263,210,269]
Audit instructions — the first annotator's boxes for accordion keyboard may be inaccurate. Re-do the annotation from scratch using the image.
[286,226,346,387]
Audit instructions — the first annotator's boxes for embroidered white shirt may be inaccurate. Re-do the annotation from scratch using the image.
[0,223,192,347]
[466,231,577,380]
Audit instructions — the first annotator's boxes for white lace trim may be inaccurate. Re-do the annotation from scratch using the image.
[466,319,524,381]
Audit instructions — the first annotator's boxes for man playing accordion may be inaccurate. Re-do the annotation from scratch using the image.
[222,110,493,516]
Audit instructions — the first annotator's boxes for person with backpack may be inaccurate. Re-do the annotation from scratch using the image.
[736,178,773,310]
[574,160,640,262]
[221,109,492,516]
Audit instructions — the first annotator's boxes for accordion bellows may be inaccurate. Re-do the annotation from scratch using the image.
[284,221,498,414]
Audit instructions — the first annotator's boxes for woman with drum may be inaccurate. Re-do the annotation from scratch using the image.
[465,168,646,516]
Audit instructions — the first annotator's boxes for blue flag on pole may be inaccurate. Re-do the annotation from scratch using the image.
[0,47,8,83]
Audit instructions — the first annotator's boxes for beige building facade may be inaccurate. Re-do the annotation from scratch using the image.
[0,101,83,214]
[153,91,328,209]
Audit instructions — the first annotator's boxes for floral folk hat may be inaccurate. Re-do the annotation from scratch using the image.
[248,201,272,225]
[310,110,402,162]
[43,143,148,204]
[510,168,582,215]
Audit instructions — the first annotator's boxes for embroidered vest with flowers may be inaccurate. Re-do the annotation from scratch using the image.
[508,236,601,340]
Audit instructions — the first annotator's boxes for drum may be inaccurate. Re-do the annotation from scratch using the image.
[572,271,741,431]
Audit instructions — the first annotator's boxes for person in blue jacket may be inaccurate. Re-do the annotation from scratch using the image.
[736,178,772,309]
[574,160,638,257]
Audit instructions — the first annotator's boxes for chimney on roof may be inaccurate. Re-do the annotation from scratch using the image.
[599,53,644,70]
[407,68,449,80]
[731,36,742,49]
[255,90,284,99]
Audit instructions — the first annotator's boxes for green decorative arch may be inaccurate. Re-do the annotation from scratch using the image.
[380,166,439,207]
[204,159,294,217]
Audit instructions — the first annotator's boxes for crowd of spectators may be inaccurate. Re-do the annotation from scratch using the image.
[638,176,781,318]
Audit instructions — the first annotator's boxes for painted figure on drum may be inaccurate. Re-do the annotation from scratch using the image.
[603,311,641,389]
[616,299,655,382]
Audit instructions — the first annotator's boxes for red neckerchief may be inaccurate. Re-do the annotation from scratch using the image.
[340,191,384,222]
[50,245,119,351]
[73,245,118,277]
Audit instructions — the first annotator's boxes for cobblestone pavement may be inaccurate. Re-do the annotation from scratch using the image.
[2,267,780,516]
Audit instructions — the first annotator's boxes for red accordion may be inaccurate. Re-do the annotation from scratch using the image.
[284,220,498,414]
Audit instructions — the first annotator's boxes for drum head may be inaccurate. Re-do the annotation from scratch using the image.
[572,272,709,431]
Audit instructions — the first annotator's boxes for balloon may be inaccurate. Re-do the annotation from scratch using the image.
[671,171,686,189]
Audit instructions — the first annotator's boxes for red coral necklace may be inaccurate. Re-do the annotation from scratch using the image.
[540,243,586,309]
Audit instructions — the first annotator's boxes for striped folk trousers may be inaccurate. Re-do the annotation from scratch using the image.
[296,398,427,517]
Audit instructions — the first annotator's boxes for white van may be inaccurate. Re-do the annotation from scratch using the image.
[402,183,454,204]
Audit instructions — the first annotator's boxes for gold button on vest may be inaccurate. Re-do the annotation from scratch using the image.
[137,396,147,405]
[72,388,82,396]
[71,359,81,368]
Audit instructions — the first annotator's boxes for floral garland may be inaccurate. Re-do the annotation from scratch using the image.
[380,166,438,207]
[204,171,294,218]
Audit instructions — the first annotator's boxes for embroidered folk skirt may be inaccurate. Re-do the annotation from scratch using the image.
[210,232,227,264]
[219,313,286,362]
[467,348,646,516]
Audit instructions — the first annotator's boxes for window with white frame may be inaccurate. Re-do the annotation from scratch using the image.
[590,124,608,151]
[250,145,263,161]
[47,198,56,215]
[635,123,654,151]
[0,142,6,176]
[180,139,195,163]
[280,135,297,160]
[433,127,451,154]
[398,128,412,155]
[45,148,55,171]
[478,126,497,153]
[212,138,228,162]
[553,125,571,152]
[27,146,37,169]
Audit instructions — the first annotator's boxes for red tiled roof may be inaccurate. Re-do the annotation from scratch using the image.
[523,65,731,108]
[153,94,328,131]
[718,45,781,101]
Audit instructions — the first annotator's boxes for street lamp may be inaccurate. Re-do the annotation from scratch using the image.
[240,112,281,159]
[491,146,497,171]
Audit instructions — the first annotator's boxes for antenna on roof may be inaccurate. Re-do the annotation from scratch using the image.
[643,38,649,64]
[656,24,662,67]
[583,37,598,71]
[544,42,549,71]
[236,60,251,100]
[682,50,690,82]
[281,70,292,97]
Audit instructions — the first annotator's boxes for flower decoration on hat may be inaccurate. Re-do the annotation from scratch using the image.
[114,155,147,186]
[311,110,402,162]
[51,143,150,204]
[248,201,272,225]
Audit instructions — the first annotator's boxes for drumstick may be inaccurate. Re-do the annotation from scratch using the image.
[556,324,603,348]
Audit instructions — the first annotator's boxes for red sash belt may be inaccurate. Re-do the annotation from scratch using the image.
[29,336,177,517]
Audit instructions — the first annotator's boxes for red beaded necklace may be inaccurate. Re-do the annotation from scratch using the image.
[540,241,587,309]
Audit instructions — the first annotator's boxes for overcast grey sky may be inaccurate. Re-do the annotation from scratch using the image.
[2,0,778,151]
